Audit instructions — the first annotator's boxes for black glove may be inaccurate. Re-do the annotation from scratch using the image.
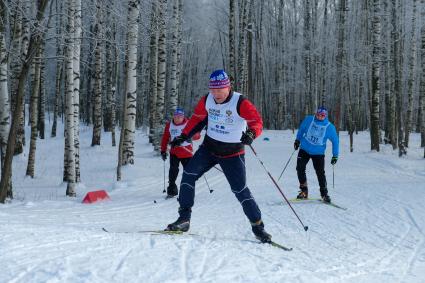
[294,140,300,150]
[170,134,188,147]
[161,151,167,161]
[331,156,338,165]
[240,129,255,145]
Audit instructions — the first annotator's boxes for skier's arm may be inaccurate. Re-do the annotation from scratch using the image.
[238,98,263,138]
[160,122,171,152]
[182,96,208,138]
[296,117,309,141]
[328,124,339,157]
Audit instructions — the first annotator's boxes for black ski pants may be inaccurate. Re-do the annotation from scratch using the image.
[296,149,327,189]
[169,154,191,187]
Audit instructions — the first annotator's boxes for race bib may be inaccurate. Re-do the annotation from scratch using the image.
[306,121,329,145]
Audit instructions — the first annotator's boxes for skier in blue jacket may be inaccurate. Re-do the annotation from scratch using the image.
[294,106,339,203]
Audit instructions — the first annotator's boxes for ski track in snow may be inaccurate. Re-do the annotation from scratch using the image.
[0,126,424,283]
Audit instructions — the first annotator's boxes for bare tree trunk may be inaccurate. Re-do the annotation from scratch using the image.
[168,0,180,115]
[370,0,381,151]
[0,0,49,203]
[38,48,46,140]
[26,47,42,177]
[335,0,346,135]
[229,0,236,83]
[91,0,103,146]
[404,0,417,147]
[148,1,158,145]
[73,0,82,180]
[0,0,10,180]
[51,0,63,138]
[154,0,167,151]
[64,0,76,196]
[121,0,140,165]
[420,0,425,151]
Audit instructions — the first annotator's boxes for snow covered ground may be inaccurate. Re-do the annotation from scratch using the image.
[1,122,424,283]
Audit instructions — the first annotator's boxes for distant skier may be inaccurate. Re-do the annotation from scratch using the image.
[293,106,339,203]
[160,108,200,198]
[164,69,272,243]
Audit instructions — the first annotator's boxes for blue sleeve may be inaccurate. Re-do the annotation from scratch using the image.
[296,117,310,141]
[327,124,339,157]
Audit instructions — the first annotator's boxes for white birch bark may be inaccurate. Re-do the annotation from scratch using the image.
[148,1,158,144]
[404,0,417,147]
[26,47,41,178]
[370,0,381,151]
[64,0,76,196]
[121,0,140,165]
[168,0,180,115]
[73,0,82,180]
[0,0,10,169]
[91,0,103,146]
[154,0,167,151]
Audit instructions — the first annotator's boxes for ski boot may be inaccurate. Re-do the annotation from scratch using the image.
[296,186,308,199]
[165,208,191,232]
[320,188,331,203]
[251,220,272,243]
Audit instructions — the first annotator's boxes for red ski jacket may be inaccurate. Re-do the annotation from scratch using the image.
[181,92,263,157]
[161,118,201,158]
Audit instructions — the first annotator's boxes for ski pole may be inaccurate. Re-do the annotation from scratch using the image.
[332,164,335,190]
[203,175,214,193]
[248,145,308,232]
[162,159,166,193]
[278,149,296,181]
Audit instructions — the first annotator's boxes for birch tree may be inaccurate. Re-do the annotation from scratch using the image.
[420,0,425,152]
[73,0,82,180]
[64,0,76,196]
[26,46,42,177]
[404,0,417,147]
[0,0,49,203]
[0,0,10,170]
[120,0,140,166]
[148,1,158,145]
[168,0,181,115]
[370,0,381,151]
[91,0,103,146]
[154,0,167,150]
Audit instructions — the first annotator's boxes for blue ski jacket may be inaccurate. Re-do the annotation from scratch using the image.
[296,115,339,157]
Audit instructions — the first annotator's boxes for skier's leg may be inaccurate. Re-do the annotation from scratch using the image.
[312,154,330,202]
[180,157,191,169]
[311,154,327,189]
[167,154,179,196]
[177,146,217,220]
[219,154,271,242]
[219,154,261,223]
[296,149,310,198]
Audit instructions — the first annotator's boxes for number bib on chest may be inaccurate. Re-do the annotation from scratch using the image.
[169,121,190,146]
[205,92,247,143]
[306,120,329,146]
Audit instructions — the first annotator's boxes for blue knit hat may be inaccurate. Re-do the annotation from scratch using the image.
[174,107,185,116]
[208,70,231,89]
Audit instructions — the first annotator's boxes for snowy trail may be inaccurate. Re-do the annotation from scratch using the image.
[1,127,424,282]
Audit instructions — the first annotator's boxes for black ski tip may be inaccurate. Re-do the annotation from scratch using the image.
[102,227,109,232]
[154,200,157,203]
[304,226,309,231]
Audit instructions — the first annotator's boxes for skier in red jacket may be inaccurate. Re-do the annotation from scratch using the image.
[161,108,200,197]
[164,69,272,243]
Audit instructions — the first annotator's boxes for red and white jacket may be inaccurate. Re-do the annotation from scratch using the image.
[181,91,263,158]
[161,118,201,159]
